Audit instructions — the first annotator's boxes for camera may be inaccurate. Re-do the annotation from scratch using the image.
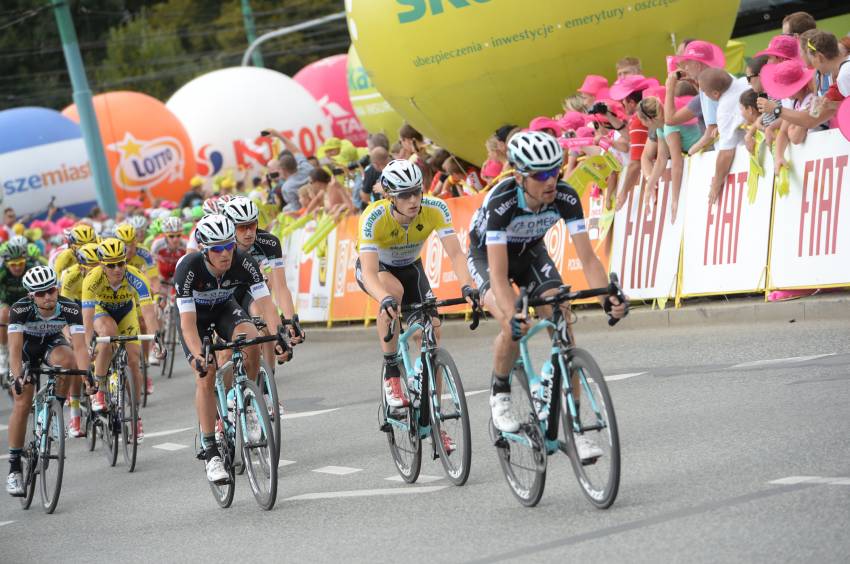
[675,70,686,80]
[268,171,280,180]
[260,130,270,137]
[587,102,609,115]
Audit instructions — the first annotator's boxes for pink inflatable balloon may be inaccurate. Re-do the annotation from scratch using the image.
[294,54,368,147]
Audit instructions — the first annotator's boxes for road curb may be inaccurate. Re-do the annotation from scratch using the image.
[305,293,850,342]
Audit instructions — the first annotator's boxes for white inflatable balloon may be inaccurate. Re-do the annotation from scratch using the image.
[166,67,331,177]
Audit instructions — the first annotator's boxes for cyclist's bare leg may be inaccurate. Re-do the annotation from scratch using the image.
[249,300,274,373]
[92,316,118,383]
[195,363,217,434]
[233,321,261,380]
[125,343,142,405]
[46,345,75,399]
[7,383,34,450]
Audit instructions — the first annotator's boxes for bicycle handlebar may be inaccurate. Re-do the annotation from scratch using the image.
[383,295,482,342]
[94,334,156,344]
[515,273,628,327]
[198,324,292,377]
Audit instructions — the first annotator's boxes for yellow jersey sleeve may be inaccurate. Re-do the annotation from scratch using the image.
[124,265,153,307]
[60,264,84,302]
[81,266,105,309]
[53,248,77,278]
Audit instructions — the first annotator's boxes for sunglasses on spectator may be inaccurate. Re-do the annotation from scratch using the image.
[394,189,422,200]
[104,261,126,269]
[32,287,58,298]
[166,234,182,239]
[5,258,26,268]
[526,168,561,182]
[236,222,258,231]
[208,241,236,253]
[746,74,758,82]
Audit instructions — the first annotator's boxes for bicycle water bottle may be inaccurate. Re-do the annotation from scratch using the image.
[533,361,555,421]
[226,388,236,424]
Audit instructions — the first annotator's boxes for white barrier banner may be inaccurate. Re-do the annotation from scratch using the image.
[610,160,687,300]
[295,223,336,323]
[770,129,850,288]
[680,148,774,295]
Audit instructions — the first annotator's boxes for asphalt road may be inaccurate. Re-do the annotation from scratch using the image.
[1,317,848,563]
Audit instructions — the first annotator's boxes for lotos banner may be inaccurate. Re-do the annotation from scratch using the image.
[680,148,774,296]
[769,129,850,289]
[610,161,687,301]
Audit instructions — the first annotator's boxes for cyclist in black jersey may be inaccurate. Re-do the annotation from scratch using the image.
[5,266,90,496]
[0,239,41,377]
[467,131,628,457]
[173,214,289,484]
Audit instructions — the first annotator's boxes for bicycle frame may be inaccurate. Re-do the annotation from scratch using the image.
[213,348,256,447]
[31,373,58,453]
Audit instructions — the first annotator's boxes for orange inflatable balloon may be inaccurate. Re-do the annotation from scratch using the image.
[63,91,197,204]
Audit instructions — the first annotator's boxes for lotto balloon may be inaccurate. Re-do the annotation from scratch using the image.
[347,45,405,141]
[63,91,197,203]
[294,54,368,147]
[0,107,95,216]
[347,0,739,162]
[167,67,331,177]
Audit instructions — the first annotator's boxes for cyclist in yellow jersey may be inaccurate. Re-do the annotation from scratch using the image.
[53,223,97,279]
[115,223,161,377]
[356,159,478,417]
[58,242,99,437]
[82,238,162,441]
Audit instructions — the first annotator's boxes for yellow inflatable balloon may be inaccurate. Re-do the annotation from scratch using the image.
[346,0,739,162]
[347,44,406,142]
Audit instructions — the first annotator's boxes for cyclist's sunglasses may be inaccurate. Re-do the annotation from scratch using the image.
[208,241,236,253]
[166,234,182,239]
[236,222,258,231]
[394,188,423,200]
[526,168,561,182]
[5,258,26,268]
[32,287,57,298]
[103,261,127,269]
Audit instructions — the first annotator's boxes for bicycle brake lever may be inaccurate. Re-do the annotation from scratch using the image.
[383,318,396,343]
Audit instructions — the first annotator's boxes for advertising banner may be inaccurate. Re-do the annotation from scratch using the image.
[330,215,372,321]
[769,129,850,289]
[680,148,774,296]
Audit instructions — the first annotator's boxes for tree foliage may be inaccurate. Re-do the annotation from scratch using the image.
[0,0,348,111]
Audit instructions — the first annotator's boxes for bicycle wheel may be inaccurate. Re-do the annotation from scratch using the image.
[380,372,421,483]
[81,394,97,451]
[491,366,547,507]
[104,373,119,467]
[161,307,177,379]
[561,348,620,509]
[20,440,37,509]
[39,400,65,514]
[121,369,139,472]
[255,361,281,464]
[207,412,236,509]
[239,380,277,510]
[140,356,149,408]
[430,349,471,486]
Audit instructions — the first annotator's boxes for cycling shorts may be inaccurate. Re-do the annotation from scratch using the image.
[177,298,253,360]
[94,303,141,340]
[355,257,434,324]
[467,241,562,300]
[23,334,71,367]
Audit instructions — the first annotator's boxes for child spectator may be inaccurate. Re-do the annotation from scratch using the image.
[616,56,642,80]
[739,89,762,154]
[481,135,507,183]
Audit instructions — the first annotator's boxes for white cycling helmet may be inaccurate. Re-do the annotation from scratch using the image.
[128,214,148,231]
[161,216,183,234]
[23,265,57,293]
[380,159,423,196]
[194,214,235,246]
[507,130,564,173]
[223,197,259,224]
[7,235,29,255]
[202,197,221,216]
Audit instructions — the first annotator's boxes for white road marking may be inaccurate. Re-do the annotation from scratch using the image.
[282,408,339,420]
[441,389,488,400]
[278,459,296,468]
[0,521,14,528]
[313,465,362,476]
[385,474,443,484]
[284,485,448,501]
[144,427,194,439]
[732,354,835,369]
[769,475,850,485]
[0,454,8,461]
[606,372,647,382]
[152,442,188,452]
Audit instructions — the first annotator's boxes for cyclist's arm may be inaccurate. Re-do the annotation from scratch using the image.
[7,308,24,378]
[268,267,295,319]
[439,233,475,289]
[572,232,610,307]
[70,332,89,372]
[82,307,95,347]
[255,294,282,338]
[179,310,203,360]
[64,302,88,371]
[140,303,159,336]
[486,242,517,322]
[358,251,389,300]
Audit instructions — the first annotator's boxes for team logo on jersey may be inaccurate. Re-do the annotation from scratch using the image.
[108,132,184,192]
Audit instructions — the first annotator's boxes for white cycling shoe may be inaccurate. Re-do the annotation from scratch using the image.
[574,434,604,460]
[205,456,229,483]
[490,393,520,433]
[6,472,24,497]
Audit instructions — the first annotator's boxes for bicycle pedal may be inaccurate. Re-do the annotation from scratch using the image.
[493,435,509,449]
[379,422,392,433]
[213,476,232,486]
[580,456,600,466]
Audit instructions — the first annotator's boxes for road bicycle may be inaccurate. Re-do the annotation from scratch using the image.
[157,281,178,380]
[379,296,480,486]
[16,364,89,514]
[86,334,155,473]
[198,327,290,510]
[491,274,626,507]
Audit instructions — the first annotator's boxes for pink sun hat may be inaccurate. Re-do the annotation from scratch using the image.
[529,116,563,137]
[673,40,725,69]
[578,75,609,97]
[760,60,815,99]
[609,75,659,101]
[837,98,850,143]
[755,35,801,62]
[558,111,588,132]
